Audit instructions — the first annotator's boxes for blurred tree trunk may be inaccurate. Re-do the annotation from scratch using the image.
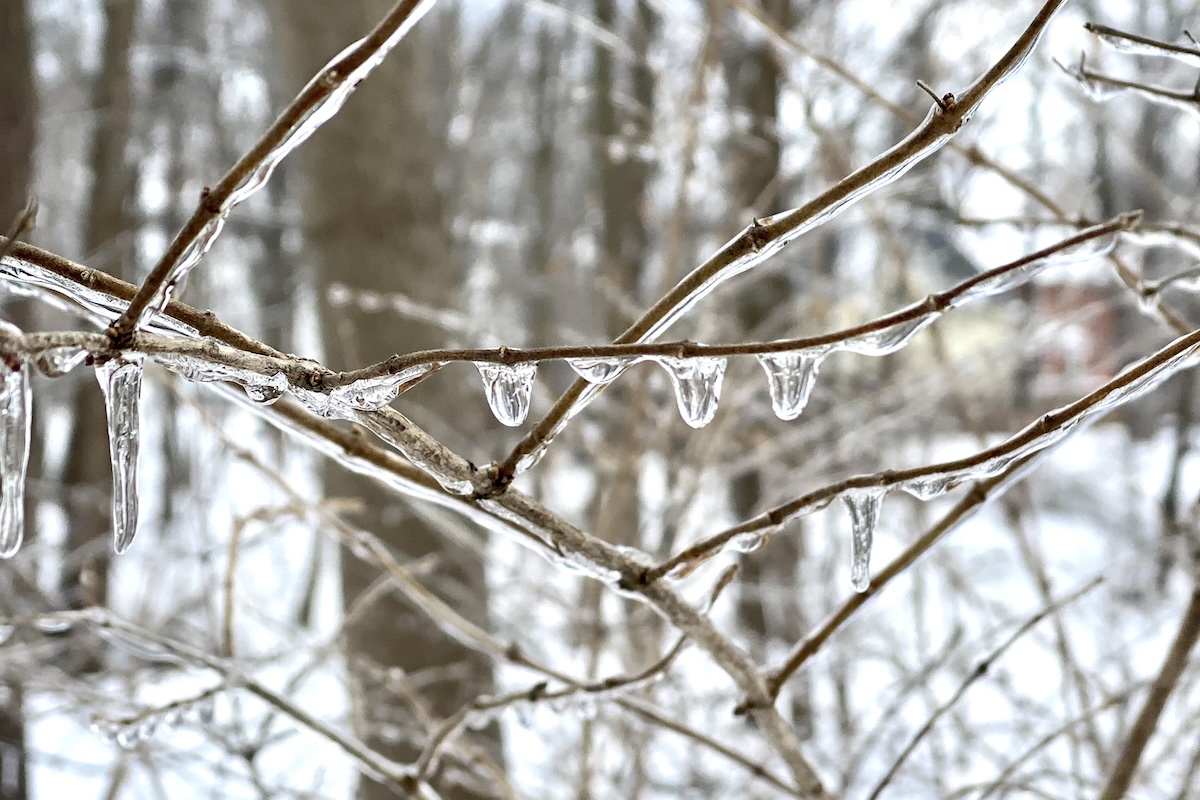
[270,4,500,799]
[579,2,657,795]
[61,0,138,618]
[0,0,36,795]
[721,0,815,737]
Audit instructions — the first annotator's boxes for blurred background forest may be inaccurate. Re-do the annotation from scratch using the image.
[3,0,1200,798]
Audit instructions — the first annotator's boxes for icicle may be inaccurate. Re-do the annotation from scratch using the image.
[567,356,640,385]
[0,357,32,558]
[96,356,144,554]
[35,346,89,377]
[475,362,537,427]
[841,315,938,357]
[842,488,885,593]
[243,373,288,405]
[757,350,823,421]
[654,356,726,428]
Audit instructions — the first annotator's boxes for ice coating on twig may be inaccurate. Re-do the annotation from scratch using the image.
[35,345,89,377]
[1088,24,1200,69]
[97,356,144,554]
[476,362,537,427]
[839,315,939,357]
[0,355,32,558]
[954,228,1120,305]
[134,0,440,330]
[567,356,641,385]
[654,356,727,428]
[757,351,824,421]
[330,365,438,411]
[843,488,885,593]
[0,256,199,337]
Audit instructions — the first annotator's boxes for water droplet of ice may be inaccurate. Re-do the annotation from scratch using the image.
[33,617,72,634]
[842,488,886,593]
[654,356,726,428]
[756,350,824,421]
[898,475,955,501]
[567,356,640,385]
[515,440,549,474]
[96,356,144,555]
[243,373,288,405]
[0,358,32,558]
[476,362,537,426]
[35,346,89,377]
[728,532,767,553]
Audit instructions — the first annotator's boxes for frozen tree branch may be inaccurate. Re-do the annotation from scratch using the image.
[492,0,1074,487]
[106,0,438,345]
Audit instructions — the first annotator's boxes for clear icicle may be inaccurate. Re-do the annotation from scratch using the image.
[756,350,824,421]
[476,362,537,427]
[899,475,956,501]
[97,356,144,555]
[655,356,726,428]
[567,356,640,385]
[0,358,32,558]
[843,488,885,593]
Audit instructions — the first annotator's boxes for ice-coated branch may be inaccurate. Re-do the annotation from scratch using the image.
[735,0,1197,340]
[867,576,1104,800]
[1097,585,1200,800]
[1,213,1135,441]
[6,608,420,792]
[645,320,1200,584]
[493,0,1071,488]
[1084,22,1200,68]
[0,237,831,789]
[1056,52,1200,119]
[106,0,438,345]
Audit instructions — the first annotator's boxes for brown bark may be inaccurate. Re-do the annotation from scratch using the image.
[269,4,500,798]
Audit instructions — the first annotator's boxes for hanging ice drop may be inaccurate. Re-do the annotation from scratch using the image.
[0,358,32,558]
[655,356,726,428]
[476,362,537,426]
[97,356,144,554]
[567,356,639,385]
[756,350,823,421]
[842,488,885,593]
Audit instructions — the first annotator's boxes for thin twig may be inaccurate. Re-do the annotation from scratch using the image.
[1097,586,1200,800]
[491,0,1072,488]
[107,0,435,345]
[866,576,1103,800]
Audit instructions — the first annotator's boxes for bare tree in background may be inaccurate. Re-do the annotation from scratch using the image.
[270,3,501,798]
[7,1,1200,799]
